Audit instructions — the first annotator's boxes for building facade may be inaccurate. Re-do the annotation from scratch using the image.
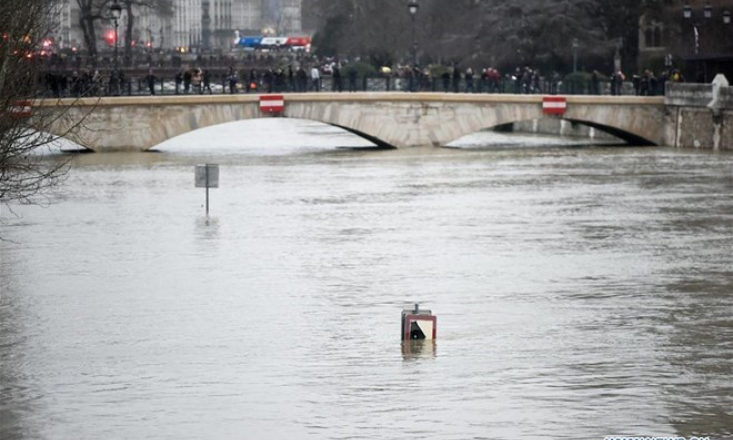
[638,0,732,76]
[50,0,302,53]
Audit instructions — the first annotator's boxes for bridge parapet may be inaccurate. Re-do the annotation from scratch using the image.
[665,83,714,107]
[665,79,733,109]
[665,76,732,150]
[717,83,733,109]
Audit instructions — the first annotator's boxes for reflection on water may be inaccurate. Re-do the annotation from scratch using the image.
[401,340,437,361]
[1,121,732,440]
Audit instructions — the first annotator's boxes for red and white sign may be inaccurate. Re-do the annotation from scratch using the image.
[259,94,284,114]
[542,96,567,115]
[402,314,437,341]
[10,100,33,119]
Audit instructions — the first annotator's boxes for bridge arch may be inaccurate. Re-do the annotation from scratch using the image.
[479,117,657,146]
[562,118,655,146]
[151,117,381,151]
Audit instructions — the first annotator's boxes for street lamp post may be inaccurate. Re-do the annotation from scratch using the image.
[572,38,579,73]
[146,28,154,67]
[683,3,731,82]
[683,4,706,55]
[682,3,733,54]
[408,0,419,67]
[110,0,122,95]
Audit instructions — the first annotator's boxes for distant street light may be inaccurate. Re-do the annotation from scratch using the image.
[408,0,419,67]
[110,0,122,95]
[683,4,692,20]
[572,38,579,73]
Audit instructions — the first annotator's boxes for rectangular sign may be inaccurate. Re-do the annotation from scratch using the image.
[195,164,219,188]
[402,314,437,341]
[260,94,285,114]
[542,96,567,115]
[10,100,33,119]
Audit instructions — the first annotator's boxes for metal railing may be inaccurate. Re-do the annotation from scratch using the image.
[38,72,667,99]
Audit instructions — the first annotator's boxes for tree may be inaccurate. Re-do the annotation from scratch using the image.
[120,0,174,65]
[75,0,173,66]
[306,0,660,74]
[0,0,83,209]
[76,0,108,61]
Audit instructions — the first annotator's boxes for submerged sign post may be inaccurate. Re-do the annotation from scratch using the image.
[401,304,437,341]
[195,164,219,215]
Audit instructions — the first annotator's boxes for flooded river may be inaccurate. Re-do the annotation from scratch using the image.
[1,120,732,440]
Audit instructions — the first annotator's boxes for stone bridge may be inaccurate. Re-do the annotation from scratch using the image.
[40,87,731,152]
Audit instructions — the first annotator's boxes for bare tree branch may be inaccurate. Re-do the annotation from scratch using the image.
[1,0,95,213]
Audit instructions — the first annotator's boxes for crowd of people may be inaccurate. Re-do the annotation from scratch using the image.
[38,60,689,98]
[44,69,129,97]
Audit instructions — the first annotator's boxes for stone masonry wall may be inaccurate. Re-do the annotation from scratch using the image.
[666,81,733,150]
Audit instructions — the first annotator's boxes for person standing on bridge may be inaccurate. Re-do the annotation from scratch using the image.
[183,69,192,94]
[175,69,183,95]
[228,67,238,94]
[441,70,450,92]
[202,70,212,94]
[591,70,600,95]
[247,69,257,93]
[348,68,357,92]
[145,69,157,95]
[191,68,203,94]
[296,66,308,92]
[464,67,474,93]
[452,65,461,93]
[610,70,621,96]
[310,65,321,92]
[332,64,343,92]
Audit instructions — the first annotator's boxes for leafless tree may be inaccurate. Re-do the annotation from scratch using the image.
[76,0,173,64]
[1,0,89,211]
[121,0,174,63]
[76,0,108,61]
